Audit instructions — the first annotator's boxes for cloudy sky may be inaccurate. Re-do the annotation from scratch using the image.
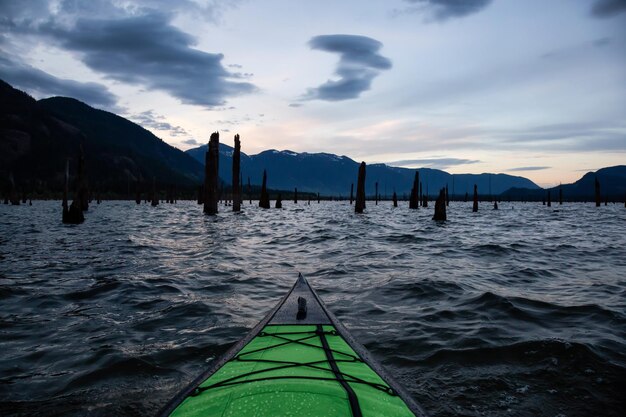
[1,0,624,186]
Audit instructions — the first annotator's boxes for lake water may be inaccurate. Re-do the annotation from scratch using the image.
[1,200,625,416]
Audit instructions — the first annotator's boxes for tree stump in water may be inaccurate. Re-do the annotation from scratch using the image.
[355,162,366,213]
[419,182,423,207]
[392,191,398,207]
[204,132,219,215]
[259,170,270,209]
[409,171,419,209]
[433,188,446,221]
[232,134,241,212]
[595,177,601,207]
[472,184,478,212]
[275,193,282,209]
[375,182,379,205]
[350,183,354,205]
[62,158,84,224]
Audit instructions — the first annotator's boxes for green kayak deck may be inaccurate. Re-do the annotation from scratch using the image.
[159,275,427,417]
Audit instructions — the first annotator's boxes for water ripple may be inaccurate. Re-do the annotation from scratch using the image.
[0,201,625,416]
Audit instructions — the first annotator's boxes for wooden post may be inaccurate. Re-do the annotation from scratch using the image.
[350,183,354,205]
[409,171,419,209]
[559,184,563,205]
[547,191,551,207]
[294,188,298,204]
[204,132,219,215]
[392,191,398,207]
[595,177,601,207]
[375,182,378,205]
[494,201,498,210]
[419,182,423,207]
[275,193,282,209]
[317,192,320,203]
[464,192,468,203]
[259,170,270,209]
[433,188,446,221]
[472,184,478,212]
[63,154,85,224]
[232,134,241,212]
[355,162,366,213]
[445,184,449,207]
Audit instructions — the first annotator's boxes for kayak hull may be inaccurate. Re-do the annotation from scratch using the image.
[159,274,427,417]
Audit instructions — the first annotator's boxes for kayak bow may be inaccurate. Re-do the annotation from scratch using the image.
[159,274,427,417]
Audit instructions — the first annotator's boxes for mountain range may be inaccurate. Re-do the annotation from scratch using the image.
[0,79,202,196]
[1,78,623,200]
[186,144,539,197]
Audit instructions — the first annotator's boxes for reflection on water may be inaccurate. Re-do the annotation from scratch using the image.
[1,201,625,416]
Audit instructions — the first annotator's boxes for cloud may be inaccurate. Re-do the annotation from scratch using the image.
[507,166,551,172]
[303,34,391,101]
[590,0,626,18]
[592,37,612,47]
[395,0,492,21]
[35,12,256,108]
[389,157,481,169]
[130,110,188,136]
[0,55,119,110]
[182,138,200,145]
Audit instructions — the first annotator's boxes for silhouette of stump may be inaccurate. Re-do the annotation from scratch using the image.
[375,182,379,205]
[350,183,354,205]
[433,188,446,221]
[259,170,270,209]
[409,171,419,209]
[472,184,478,212]
[204,132,219,215]
[595,177,601,207]
[355,162,366,213]
[392,191,398,207]
[233,134,241,212]
[62,158,84,224]
[275,193,282,209]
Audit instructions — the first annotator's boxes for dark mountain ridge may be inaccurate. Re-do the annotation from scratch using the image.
[501,165,626,201]
[0,79,203,196]
[186,143,540,197]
